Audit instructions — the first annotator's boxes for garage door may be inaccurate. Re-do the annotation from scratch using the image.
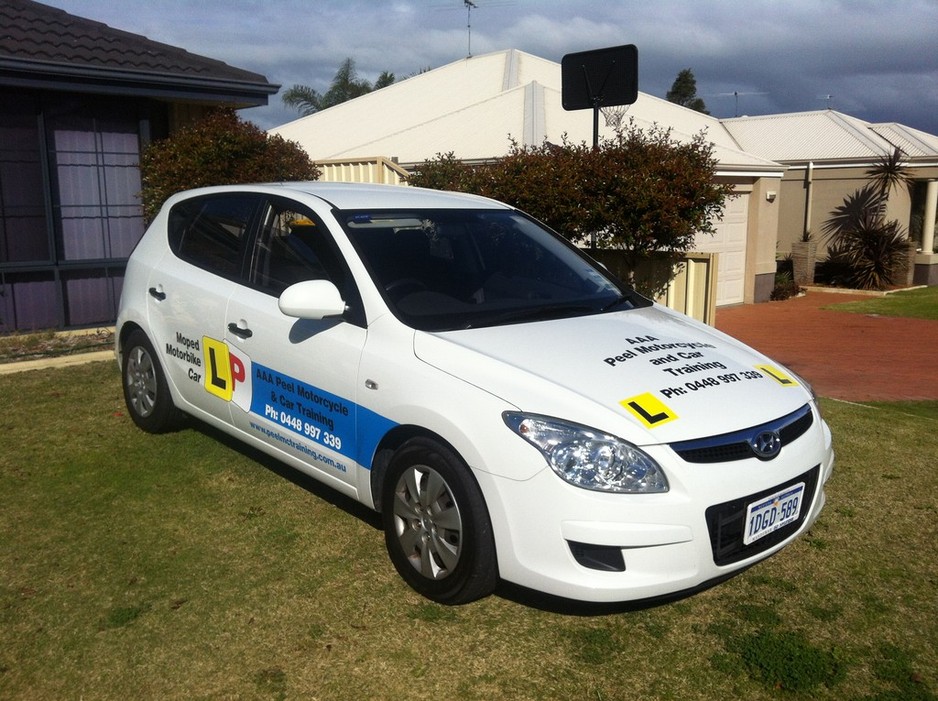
[693,193,748,306]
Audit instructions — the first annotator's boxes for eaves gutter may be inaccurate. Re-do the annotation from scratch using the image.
[0,57,280,106]
[715,167,786,179]
[783,158,938,171]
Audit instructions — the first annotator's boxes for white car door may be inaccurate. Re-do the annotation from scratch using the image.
[220,197,369,493]
[145,193,261,423]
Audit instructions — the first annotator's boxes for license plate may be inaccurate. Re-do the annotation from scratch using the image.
[744,482,805,545]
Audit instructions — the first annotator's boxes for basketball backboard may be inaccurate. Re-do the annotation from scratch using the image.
[561,44,638,111]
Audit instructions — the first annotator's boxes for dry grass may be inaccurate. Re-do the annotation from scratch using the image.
[0,328,114,363]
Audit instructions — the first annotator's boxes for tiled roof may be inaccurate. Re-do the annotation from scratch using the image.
[0,0,277,103]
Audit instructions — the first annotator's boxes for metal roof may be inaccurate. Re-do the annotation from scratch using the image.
[723,110,938,163]
[0,0,278,105]
[270,49,782,173]
[868,123,938,160]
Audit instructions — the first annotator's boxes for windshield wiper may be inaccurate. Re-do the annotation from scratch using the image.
[464,304,595,329]
[600,293,638,312]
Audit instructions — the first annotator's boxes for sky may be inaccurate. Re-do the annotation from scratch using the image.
[41,0,938,136]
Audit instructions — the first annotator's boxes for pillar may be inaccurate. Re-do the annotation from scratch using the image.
[922,179,937,254]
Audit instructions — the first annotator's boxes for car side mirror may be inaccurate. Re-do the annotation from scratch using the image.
[279,280,347,319]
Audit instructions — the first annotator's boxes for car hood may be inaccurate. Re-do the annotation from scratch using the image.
[413,304,813,445]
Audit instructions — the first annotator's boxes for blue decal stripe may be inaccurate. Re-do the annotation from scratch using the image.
[356,407,398,468]
[249,362,397,469]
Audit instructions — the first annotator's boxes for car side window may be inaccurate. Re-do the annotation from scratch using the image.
[250,201,346,296]
[168,195,260,278]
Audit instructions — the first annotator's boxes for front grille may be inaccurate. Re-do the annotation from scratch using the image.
[705,466,820,566]
[670,404,813,464]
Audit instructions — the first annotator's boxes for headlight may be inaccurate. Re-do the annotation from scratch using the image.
[789,369,823,417]
[503,412,668,493]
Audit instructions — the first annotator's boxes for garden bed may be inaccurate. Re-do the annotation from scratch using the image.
[0,327,114,364]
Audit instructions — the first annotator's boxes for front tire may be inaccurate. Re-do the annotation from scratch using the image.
[121,329,182,433]
[382,437,497,604]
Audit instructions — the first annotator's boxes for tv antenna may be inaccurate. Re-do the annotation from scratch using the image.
[431,1,513,58]
[713,91,769,117]
[818,94,833,109]
[465,0,476,58]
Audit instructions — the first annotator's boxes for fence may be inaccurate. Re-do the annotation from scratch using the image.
[316,157,410,186]
[586,250,718,325]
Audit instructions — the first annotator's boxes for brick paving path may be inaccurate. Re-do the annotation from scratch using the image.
[715,291,938,402]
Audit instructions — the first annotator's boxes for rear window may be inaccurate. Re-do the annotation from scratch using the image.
[168,195,260,278]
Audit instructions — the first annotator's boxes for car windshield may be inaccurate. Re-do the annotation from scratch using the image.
[340,208,648,331]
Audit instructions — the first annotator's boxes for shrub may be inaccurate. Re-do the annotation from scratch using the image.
[815,243,856,287]
[140,108,320,221]
[770,266,802,301]
[409,121,733,278]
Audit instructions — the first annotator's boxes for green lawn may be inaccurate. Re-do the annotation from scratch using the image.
[860,400,938,421]
[1,362,935,700]
[826,285,938,320]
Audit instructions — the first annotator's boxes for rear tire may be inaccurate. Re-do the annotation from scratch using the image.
[382,437,497,604]
[121,329,182,433]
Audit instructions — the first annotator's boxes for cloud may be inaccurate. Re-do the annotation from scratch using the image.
[40,0,938,134]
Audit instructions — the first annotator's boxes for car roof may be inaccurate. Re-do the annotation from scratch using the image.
[169,182,511,211]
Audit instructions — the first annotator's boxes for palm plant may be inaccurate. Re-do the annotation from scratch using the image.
[867,147,911,199]
[282,58,395,116]
[822,209,909,289]
[823,184,886,238]
[820,149,911,290]
[281,84,323,116]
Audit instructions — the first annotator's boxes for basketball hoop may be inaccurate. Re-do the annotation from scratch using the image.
[601,104,629,129]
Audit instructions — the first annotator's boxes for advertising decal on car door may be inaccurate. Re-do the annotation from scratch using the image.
[202,335,251,408]
[165,329,396,471]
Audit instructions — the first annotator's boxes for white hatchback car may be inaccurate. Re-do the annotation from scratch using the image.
[117,182,833,605]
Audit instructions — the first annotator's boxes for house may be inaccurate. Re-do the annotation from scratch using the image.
[723,110,938,285]
[270,49,787,308]
[0,0,278,333]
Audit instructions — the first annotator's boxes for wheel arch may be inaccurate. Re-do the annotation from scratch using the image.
[119,324,185,433]
[378,426,500,604]
[117,321,145,362]
[369,425,470,513]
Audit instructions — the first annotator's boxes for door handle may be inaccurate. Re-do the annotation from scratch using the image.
[227,322,253,339]
[148,286,166,301]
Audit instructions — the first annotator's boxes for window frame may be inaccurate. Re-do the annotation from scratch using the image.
[167,193,264,283]
[167,192,366,327]
[245,196,366,327]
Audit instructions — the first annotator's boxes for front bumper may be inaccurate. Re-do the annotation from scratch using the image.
[478,412,834,603]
